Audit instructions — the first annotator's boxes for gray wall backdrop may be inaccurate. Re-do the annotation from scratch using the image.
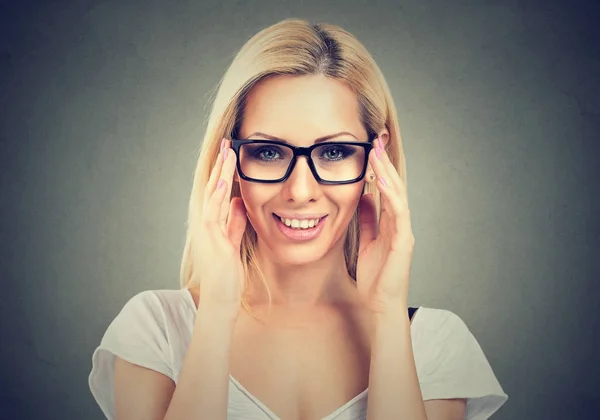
[1,0,598,419]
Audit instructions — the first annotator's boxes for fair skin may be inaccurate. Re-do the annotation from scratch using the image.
[113,75,466,420]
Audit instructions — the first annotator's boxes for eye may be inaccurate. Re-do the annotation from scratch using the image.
[319,145,355,161]
[252,146,283,161]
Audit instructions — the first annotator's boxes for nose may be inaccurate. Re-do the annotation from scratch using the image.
[281,156,319,203]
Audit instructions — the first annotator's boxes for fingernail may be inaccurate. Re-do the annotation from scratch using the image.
[217,179,225,190]
[375,146,382,159]
[379,177,388,187]
[223,147,229,160]
[220,138,226,152]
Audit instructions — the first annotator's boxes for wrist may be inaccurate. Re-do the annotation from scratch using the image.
[196,301,240,328]
[365,297,408,317]
[371,304,411,333]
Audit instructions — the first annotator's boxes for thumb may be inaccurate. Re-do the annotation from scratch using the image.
[358,193,377,254]
[227,197,248,250]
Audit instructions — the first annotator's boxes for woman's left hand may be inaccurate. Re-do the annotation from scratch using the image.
[356,137,415,315]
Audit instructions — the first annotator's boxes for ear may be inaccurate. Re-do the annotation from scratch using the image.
[364,129,389,184]
[377,129,390,149]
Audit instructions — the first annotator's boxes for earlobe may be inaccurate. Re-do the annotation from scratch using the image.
[365,164,376,184]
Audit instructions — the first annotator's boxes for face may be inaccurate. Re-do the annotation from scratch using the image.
[236,74,371,266]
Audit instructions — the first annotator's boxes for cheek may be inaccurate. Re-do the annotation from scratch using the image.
[239,181,365,221]
[238,182,277,217]
[328,184,364,216]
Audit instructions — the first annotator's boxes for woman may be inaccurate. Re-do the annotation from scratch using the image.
[89,18,508,420]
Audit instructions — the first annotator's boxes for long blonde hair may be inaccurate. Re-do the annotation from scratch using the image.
[180,18,406,310]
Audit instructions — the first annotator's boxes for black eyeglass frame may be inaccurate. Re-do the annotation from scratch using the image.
[230,136,377,185]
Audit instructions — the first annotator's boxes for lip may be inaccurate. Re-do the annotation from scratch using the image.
[272,213,327,242]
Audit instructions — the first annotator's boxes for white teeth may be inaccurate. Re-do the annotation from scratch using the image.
[278,216,322,230]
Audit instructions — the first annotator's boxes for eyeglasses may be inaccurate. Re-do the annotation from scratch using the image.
[231,136,376,185]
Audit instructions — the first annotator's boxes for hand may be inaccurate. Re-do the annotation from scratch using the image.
[193,139,248,315]
[356,137,415,314]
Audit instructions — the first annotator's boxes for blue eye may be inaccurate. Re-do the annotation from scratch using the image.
[251,146,283,161]
[319,145,355,161]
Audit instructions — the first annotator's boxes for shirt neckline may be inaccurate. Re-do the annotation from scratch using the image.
[180,287,423,420]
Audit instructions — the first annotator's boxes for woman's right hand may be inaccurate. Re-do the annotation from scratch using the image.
[194,138,247,316]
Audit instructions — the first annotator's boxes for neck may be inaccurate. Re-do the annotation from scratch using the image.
[245,240,358,310]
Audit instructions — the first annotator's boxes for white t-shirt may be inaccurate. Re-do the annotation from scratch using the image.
[88,289,508,420]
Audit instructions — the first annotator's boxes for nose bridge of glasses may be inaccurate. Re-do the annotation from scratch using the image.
[286,145,316,175]
[293,145,313,158]
[288,151,317,181]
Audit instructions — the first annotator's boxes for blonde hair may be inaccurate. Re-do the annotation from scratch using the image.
[180,18,406,310]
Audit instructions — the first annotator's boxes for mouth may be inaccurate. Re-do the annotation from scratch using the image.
[272,213,328,241]
[273,213,325,229]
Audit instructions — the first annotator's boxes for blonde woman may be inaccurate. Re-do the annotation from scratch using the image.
[89,18,508,420]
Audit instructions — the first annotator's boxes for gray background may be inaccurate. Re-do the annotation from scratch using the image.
[1,0,598,419]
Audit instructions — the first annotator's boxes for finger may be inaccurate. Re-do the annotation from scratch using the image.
[227,197,248,251]
[375,174,407,217]
[380,144,408,204]
[198,172,234,257]
[368,141,408,212]
[204,175,229,227]
[371,138,405,196]
[219,141,236,229]
[204,138,227,207]
[368,146,391,190]
[368,149,393,219]
[377,181,414,245]
[358,193,378,254]
[371,148,410,223]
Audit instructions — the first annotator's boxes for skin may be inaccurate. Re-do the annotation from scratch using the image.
[113,74,467,420]
[237,74,370,308]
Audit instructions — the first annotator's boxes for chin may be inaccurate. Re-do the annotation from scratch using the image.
[267,229,348,268]
[249,225,327,265]
[267,243,332,267]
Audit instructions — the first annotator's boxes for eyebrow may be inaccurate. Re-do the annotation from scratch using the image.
[244,131,360,144]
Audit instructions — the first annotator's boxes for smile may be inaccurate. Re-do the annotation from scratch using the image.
[277,216,322,229]
[272,213,328,241]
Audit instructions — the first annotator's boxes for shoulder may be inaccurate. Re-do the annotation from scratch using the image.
[411,307,472,365]
[410,306,470,347]
[411,306,509,419]
[94,288,194,369]
[412,306,465,328]
[95,289,187,356]
[111,288,194,327]
[119,288,191,312]
[89,289,191,419]
[412,306,487,370]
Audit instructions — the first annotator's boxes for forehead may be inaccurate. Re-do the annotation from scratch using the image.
[240,75,366,142]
